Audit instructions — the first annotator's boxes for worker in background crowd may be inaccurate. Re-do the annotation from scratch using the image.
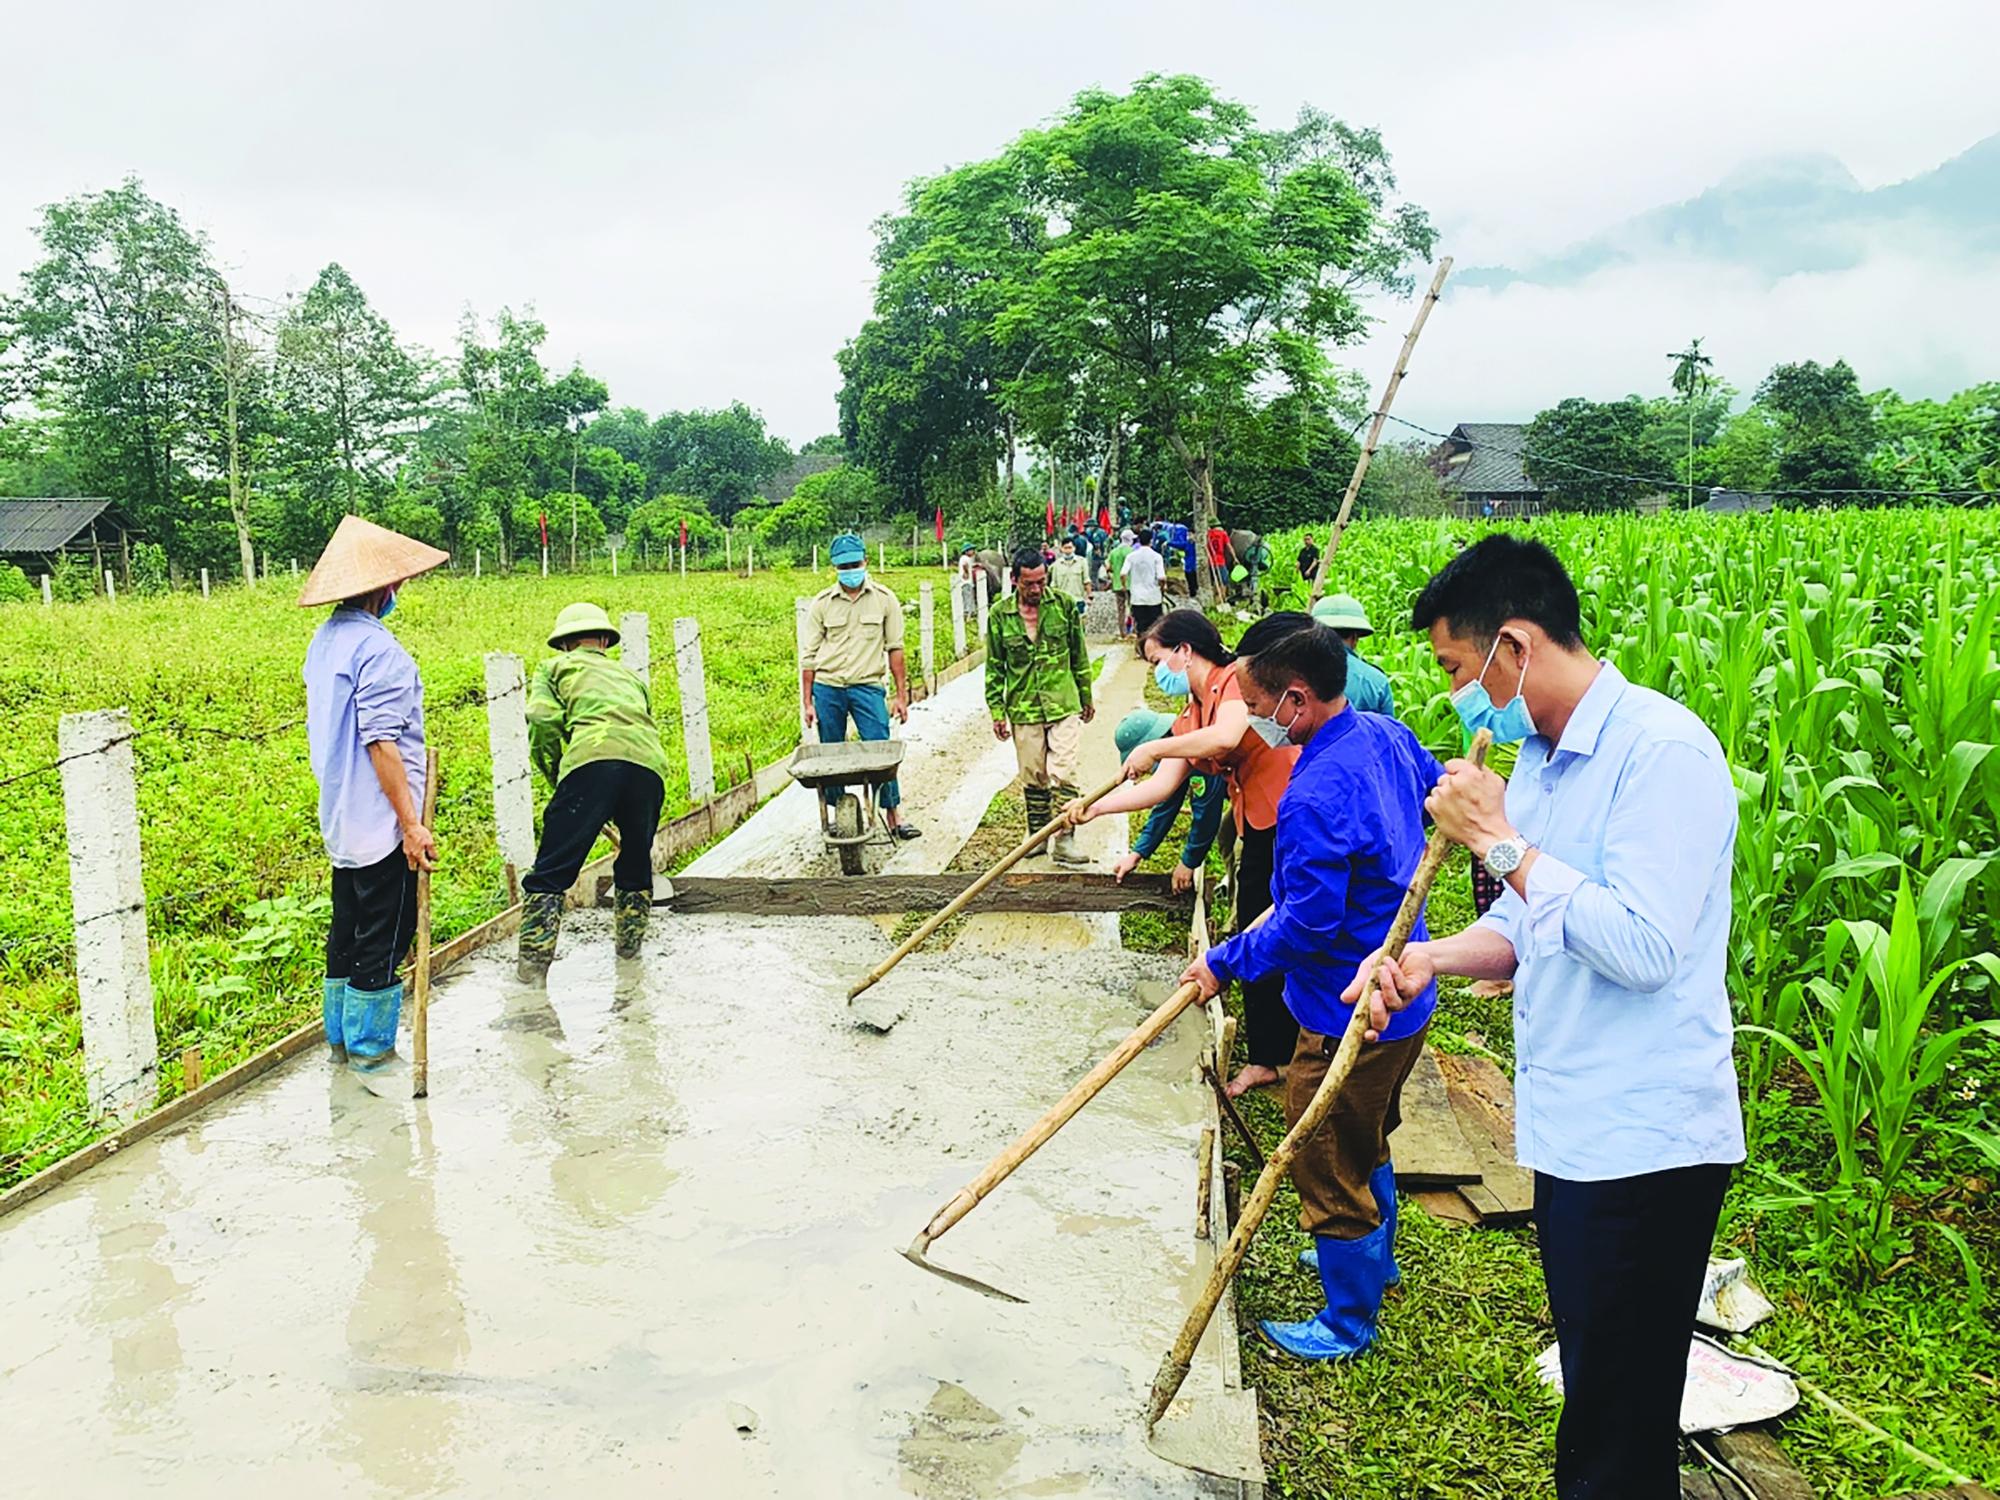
[987,546,1095,865]
[1205,522,1232,592]
[1348,535,1742,1499]
[514,603,671,983]
[299,515,448,1083]
[1182,619,1445,1361]
[802,534,920,841]
[1108,528,1136,637]
[1121,528,1168,644]
[1051,534,1091,604]
[1108,710,1224,893]
[1310,593,1395,716]
[957,546,981,619]
[1071,612,1301,1096]
[1085,517,1111,584]
[1170,520,1199,596]
[1296,536,1321,593]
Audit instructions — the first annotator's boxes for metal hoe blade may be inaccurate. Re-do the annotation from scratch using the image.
[898,1235,1027,1305]
[1144,1387,1265,1484]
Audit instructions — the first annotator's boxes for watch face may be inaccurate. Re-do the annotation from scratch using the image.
[1486,839,1522,876]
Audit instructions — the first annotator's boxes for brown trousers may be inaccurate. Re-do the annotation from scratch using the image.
[1285,1022,1429,1239]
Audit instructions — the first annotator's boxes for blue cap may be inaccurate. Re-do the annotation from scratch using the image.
[830,534,866,565]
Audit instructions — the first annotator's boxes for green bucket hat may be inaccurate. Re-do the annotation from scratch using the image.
[548,601,619,647]
[1115,709,1176,761]
[1310,592,1372,636]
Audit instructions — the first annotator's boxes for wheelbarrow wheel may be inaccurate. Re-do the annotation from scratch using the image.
[834,792,866,876]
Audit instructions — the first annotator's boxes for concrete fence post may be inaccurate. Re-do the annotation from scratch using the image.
[42,575,52,607]
[483,654,537,880]
[919,582,936,693]
[812,544,818,574]
[975,569,990,645]
[475,547,482,579]
[59,708,158,1123]
[679,542,687,578]
[725,530,733,570]
[541,547,549,578]
[200,567,210,599]
[746,542,754,578]
[879,541,887,573]
[611,545,619,578]
[104,570,117,604]
[620,611,650,687]
[290,558,298,578]
[1000,566,1013,598]
[951,579,967,658]
[675,617,716,804]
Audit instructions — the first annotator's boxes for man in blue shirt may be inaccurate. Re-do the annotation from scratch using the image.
[300,515,448,1083]
[1107,710,1224,891]
[1348,535,1742,1500]
[1180,620,1444,1362]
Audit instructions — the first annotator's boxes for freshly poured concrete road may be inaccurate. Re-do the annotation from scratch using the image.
[0,653,1248,1497]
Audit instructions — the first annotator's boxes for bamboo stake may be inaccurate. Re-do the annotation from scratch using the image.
[1309,257,1453,605]
[411,747,440,1099]
[847,771,1124,999]
[1145,729,1489,1427]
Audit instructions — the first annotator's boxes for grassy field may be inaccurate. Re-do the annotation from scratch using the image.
[0,561,967,1180]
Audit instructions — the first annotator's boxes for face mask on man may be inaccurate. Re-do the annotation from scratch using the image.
[1247,690,1301,748]
[1450,632,1537,743]
[377,586,397,620]
[837,566,867,590]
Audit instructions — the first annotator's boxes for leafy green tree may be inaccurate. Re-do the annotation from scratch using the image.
[1523,396,1654,512]
[1697,406,1781,492]
[798,432,847,457]
[0,562,35,604]
[3,179,226,562]
[1867,382,2000,496]
[1757,358,1877,503]
[646,403,790,518]
[272,263,423,519]
[1666,338,1716,507]
[626,493,721,561]
[788,464,890,528]
[755,490,832,554]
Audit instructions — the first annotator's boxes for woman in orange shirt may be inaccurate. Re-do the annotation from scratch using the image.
[1073,610,1303,1096]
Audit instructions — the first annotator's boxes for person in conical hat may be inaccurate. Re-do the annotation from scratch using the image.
[514,603,672,983]
[300,516,449,1085]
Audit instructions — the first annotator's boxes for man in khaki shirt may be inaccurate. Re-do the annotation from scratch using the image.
[800,533,919,839]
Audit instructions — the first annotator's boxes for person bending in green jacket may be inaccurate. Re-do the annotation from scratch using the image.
[516,602,672,983]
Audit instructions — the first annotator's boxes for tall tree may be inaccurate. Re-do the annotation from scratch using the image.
[1523,396,1654,512]
[1667,337,1715,508]
[3,179,226,562]
[646,403,790,519]
[273,263,423,517]
[1757,358,1877,503]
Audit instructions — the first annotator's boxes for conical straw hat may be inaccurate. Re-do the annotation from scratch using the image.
[298,515,450,607]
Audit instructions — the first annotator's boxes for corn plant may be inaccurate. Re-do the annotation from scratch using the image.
[1741,878,2000,1294]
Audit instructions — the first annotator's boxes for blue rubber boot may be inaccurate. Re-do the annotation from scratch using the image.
[324,976,350,1063]
[1297,1160,1401,1284]
[1261,1221,1390,1361]
[343,981,403,1070]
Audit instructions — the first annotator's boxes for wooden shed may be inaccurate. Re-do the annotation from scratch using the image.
[0,499,133,583]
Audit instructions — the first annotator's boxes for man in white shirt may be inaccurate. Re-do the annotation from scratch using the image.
[1121,528,1168,647]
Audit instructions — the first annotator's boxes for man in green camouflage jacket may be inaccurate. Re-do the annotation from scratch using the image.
[986,547,1095,865]
[516,602,672,982]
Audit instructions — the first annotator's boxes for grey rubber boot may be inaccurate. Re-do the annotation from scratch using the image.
[613,889,650,960]
[1049,787,1089,867]
[517,891,564,984]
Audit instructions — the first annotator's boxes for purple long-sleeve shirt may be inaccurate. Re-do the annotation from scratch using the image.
[304,606,426,868]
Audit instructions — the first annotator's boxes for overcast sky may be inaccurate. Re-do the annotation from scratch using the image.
[5,0,1997,445]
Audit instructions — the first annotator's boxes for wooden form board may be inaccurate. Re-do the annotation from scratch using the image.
[1708,1429,1817,1500]
[605,871,1194,917]
[1387,1046,1482,1188]
[1434,1052,1536,1227]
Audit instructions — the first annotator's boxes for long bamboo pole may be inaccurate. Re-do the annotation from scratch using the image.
[1309,257,1453,605]
[847,771,1124,999]
[411,747,440,1099]
[1145,730,1490,1427]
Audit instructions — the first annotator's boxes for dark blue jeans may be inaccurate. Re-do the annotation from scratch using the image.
[811,681,900,810]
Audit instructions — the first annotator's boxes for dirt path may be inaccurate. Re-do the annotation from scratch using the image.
[0,650,1250,1498]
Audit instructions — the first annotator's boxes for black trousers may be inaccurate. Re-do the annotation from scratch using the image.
[1232,821,1297,1069]
[326,847,418,991]
[523,760,666,897]
[1535,1162,1733,1500]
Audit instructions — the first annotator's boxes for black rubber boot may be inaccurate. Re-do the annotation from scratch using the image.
[517,892,564,984]
[1049,787,1089,866]
[1023,785,1052,860]
[613,889,650,960]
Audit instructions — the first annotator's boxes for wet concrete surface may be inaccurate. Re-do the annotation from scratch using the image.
[0,652,1246,1497]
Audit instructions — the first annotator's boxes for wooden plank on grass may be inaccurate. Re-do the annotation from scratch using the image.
[1388,1046,1482,1187]
[605,872,1195,917]
[1436,1052,1535,1227]
[1710,1428,1816,1500]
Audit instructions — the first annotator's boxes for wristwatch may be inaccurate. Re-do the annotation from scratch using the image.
[1483,836,1530,879]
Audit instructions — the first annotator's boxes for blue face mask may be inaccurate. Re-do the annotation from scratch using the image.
[1451,633,1536,743]
[377,587,397,620]
[1153,654,1191,697]
[836,566,867,589]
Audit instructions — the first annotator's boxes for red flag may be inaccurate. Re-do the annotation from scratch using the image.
[1045,496,1055,536]
[933,504,945,543]
[1098,505,1111,531]
[538,511,549,549]
[679,516,689,548]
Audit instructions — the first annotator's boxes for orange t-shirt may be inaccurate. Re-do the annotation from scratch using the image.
[1174,660,1298,831]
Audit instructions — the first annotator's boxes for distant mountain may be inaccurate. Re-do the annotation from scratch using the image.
[1456,132,2000,291]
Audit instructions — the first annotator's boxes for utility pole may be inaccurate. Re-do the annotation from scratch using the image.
[570,417,581,570]
[214,281,255,586]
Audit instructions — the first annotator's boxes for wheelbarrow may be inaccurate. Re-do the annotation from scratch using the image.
[789,738,908,875]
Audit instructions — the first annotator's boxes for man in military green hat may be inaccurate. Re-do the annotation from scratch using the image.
[1310,593,1396,717]
[516,602,672,983]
